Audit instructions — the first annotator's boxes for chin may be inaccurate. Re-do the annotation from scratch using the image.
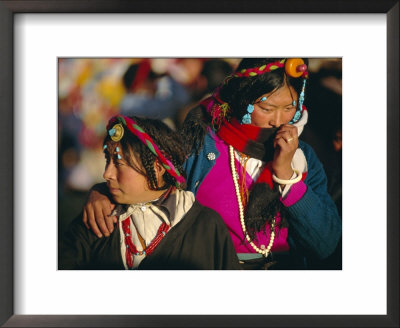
[111,195,123,204]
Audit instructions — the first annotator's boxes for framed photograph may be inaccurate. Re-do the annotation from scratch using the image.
[1,1,398,327]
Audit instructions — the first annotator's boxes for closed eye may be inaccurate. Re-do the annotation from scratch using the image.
[258,105,275,112]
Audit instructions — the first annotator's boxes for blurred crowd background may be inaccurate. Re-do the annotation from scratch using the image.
[58,57,342,266]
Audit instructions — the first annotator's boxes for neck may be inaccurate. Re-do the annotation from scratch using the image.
[135,190,166,205]
[136,185,176,205]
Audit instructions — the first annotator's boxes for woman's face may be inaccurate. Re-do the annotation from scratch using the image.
[103,147,156,205]
[250,84,298,128]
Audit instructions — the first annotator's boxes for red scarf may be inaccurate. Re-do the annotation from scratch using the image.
[217,118,279,190]
[217,118,293,238]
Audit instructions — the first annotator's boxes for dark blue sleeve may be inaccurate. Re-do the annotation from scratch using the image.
[183,132,219,195]
[286,141,342,259]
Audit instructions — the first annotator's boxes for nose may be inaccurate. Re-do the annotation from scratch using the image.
[270,111,283,128]
[103,161,116,181]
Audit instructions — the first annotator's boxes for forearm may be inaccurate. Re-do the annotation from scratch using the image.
[283,184,341,259]
[280,142,342,259]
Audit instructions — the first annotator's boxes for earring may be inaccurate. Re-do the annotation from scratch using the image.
[261,96,267,102]
[291,110,301,123]
[115,146,122,159]
[241,104,254,124]
[290,79,307,125]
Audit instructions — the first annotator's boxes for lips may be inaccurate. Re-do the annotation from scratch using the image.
[107,184,120,194]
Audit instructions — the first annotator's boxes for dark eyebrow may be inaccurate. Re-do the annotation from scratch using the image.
[258,102,295,108]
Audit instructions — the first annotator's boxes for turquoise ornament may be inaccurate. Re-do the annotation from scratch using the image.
[289,79,307,124]
[241,113,252,124]
[293,111,301,121]
[241,103,254,124]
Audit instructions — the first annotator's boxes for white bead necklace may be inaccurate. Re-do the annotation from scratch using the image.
[229,145,276,257]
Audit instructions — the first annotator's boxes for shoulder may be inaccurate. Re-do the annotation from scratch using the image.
[62,213,99,244]
[298,140,316,157]
[184,130,220,178]
[297,140,329,185]
[188,201,226,228]
[167,200,227,242]
[298,140,321,165]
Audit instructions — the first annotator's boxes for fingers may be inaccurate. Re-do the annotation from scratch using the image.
[88,205,104,238]
[83,187,116,238]
[110,204,118,225]
[94,205,111,237]
[272,125,298,179]
[274,136,290,150]
[274,133,295,148]
[274,125,298,147]
[104,207,115,234]
[83,209,90,230]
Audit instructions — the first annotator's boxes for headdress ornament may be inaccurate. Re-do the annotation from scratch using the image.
[106,115,185,188]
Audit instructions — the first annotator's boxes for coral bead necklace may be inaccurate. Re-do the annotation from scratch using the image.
[122,217,169,269]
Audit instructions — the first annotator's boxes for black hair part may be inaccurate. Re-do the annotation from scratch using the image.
[104,117,187,190]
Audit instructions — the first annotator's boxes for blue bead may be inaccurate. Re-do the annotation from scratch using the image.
[247,104,254,114]
[103,145,107,149]
[261,96,267,102]
[116,147,120,152]
[241,113,251,125]
[292,100,296,106]
[117,154,122,160]
[109,128,116,136]
[290,111,301,124]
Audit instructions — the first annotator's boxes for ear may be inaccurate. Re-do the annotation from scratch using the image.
[153,160,166,185]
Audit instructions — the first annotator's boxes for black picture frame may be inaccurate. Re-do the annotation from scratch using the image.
[1,1,398,327]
